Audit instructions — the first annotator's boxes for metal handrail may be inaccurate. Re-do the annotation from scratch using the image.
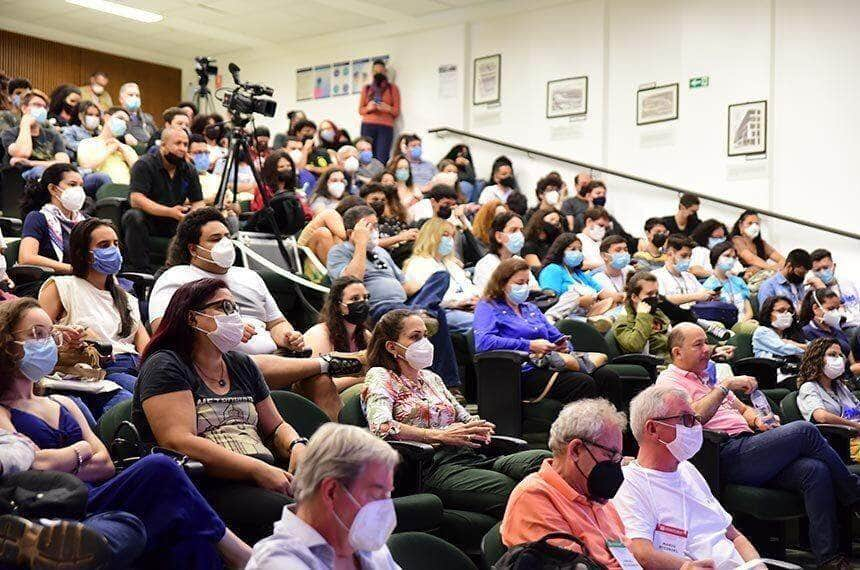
[428,126,860,241]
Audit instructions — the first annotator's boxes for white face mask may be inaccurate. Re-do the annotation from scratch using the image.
[333,484,396,552]
[744,223,760,239]
[824,355,846,380]
[772,311,793,330]
[396,338,434,370]
[815,296,842,329]
[343,156,359,173]
[83,115,100,131]
[544,190,559,205]
[367,229,379,251]
[194,311,244,353]
[328,180,346,198]
[657,421,702,462]
[196,236,236,269]
[588,224,606,241]
[59,185,86,212]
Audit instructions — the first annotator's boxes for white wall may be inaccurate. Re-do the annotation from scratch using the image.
[222,0,860,279]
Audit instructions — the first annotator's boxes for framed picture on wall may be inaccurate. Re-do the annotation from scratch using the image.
[727,100,767,156]
[473,53,501,106]
[546,76,588,118]
[636,83,679,125]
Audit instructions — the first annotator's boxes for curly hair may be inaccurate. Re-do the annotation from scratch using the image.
[797,337,842,387]
[165,207,227,267]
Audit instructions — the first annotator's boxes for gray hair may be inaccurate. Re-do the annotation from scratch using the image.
[119,82,139,97]
[548,398,627,455]
[292,423,399,503]
[629,385,691,442]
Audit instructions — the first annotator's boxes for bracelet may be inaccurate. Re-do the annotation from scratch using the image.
[718,385,730,397]
[288,437,309,453]
[71,446,83,475]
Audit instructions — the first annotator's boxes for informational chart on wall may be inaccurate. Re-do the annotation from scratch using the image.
[727,100,767,156]
[438,64,457,99]
[297,55,390,101]
[473,53,501,106]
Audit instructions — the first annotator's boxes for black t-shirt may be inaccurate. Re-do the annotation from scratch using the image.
[128,152,203,207]
[133,350,272,460]
[659,214,700,236]
[1,126,66,166]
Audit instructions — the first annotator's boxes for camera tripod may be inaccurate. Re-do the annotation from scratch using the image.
[193,85,218,116]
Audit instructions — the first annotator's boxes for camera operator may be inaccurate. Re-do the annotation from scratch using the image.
[122,126,205,272]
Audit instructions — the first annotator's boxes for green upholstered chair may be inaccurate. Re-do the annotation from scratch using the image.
[95,183,130,201]
[268,390,329,438]
[481,521,507,568]
[387,532,478,570]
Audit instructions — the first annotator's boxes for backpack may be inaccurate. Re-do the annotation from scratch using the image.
[247,191,306,236]
[691,301,739,328]
[494,532,606,570]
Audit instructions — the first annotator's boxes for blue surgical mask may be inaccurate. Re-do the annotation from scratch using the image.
[707,237,726,249]
[563,250,584,268]
[11,94,21,108]
[506,231,524,255]
[109,117,127,137]
[610,252,631,270]
[359,150,373,164]
[410,146,422,160]
[29,107,47,124]
[507,283,530,305]
[193,152,210,173]
[817,268,835,285]
[675,257,691,272]
[395,168,410,182]
[716,257,736,273]
[19,338,58,382]
[91,245,123,275]
[124,96,141,111]
[320,129,335,143]
[438,236,454,257]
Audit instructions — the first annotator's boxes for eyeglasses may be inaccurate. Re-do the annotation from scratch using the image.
[199,299,238,315]
[12,327,63,347]
[653,413,701,428]
[581,439,623,464]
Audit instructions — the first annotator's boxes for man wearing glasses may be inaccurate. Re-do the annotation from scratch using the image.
[614,384,761,568]
[656,322,860,568]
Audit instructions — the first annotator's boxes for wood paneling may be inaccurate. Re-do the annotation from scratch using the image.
[0,29,180,118]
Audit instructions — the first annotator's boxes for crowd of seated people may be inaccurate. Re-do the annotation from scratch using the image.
[2,66,860,569]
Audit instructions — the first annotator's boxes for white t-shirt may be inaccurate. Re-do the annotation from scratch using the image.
[613,461,743,569]
[653,267,704,309]
[403,256,480,307]
[593,266,633,295]
[473,253,538,294]
[576,232,604,268]
[150,264,284,355]
[478,184,512,205]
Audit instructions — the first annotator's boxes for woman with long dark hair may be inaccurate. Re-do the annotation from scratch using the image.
[538,233,615,319]
[134,278,306,545]
[442,143,476,185]
[730,211,785,282]
[798,288,859,375]
[752,295,807,358]
[0,298,251,569]
[47,84,82,128]
[521,207,564,271]
[478,156,520,205]
[303,276,370,392]
[308,165,347,214]
[255,149,310,218]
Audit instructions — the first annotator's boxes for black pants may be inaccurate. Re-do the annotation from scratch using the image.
[521,366,622,409]
[121,208,177,272]
[196,476,292,545]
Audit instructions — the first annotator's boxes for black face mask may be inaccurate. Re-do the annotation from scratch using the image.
[164,152,185,166]
[204,126,221,141]
[498,176,514,189]
[369,201,385,217]
[786,270,804,285]
[575,444,624,503]
[437,205,452,219]
[592,196,606,207]
[373,73,387,84]
[543,222,561,243]
[343,300,370,325]
[256,142,268,152]
[640,295,661,314]
[652,232,667,248]
[276,170,294,185]
[63,103,78,116]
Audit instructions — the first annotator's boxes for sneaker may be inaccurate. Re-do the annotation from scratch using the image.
[321,354,363,377]
[0,515,110,570]
[705,322,733,340]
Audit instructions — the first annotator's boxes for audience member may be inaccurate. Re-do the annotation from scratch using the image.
[134,278,309,545]
[364,309,549,516]
[442,143,477,200]
[612,271,671,359]
[402,134,436,188]
[303,276,370,393]
[123,126,204,272]
[478,156,519,205]
[0,298,251,569]
[799,288,858,374]
[593,235,633,305]
[309,166,347,214]
[702,241,756,333]
[797,337,860,460]
[387,154,427,221]
[475,258,620,406]
[296,198,357,277]
[525,173,566,224]
[46,85,81,128]
[522,208,564,270]
[78,71,112,111]
[255,149,307,216]
[473,212,538,292]
[471,199,507,253]
[730,210,785,280]
[689,218,739,278]
[336,144,360,192]
[752,295,807,359]
[560,171,594,224]
[177,101,197,119]
[403,217,480,333]
[358,59,400,163]
[653,234,717,309]
[76,106,137,186]
[249,125,271,164]
[659,193,701,236]
[2,91,69,176]
[757,248,811,308]
[354,136,385,184]
[306,120,340,175]
[190,134,224,207]
[117,83,155,146]
[615,385,761,568]
[577,207,611,270]
[213,148,258,207]
[501,398,636,568]
[0,77,30,132]
[359,182,415,266]
[538,234,615,321]
[144,106,191,152]
[658,322,860,568]
[62,100,101,158]
[634,217,668,271]
[810,248,860,331]
[204,121,228,166]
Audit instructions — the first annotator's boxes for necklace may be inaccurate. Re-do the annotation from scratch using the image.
[194,359,227,388]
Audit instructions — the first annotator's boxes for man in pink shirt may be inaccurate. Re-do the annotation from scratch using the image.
[657,322,860,568]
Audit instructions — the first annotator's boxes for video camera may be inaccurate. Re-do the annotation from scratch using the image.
[222,63,276,118]
[194,56,217,88]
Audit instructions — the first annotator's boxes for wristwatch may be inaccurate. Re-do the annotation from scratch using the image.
[288,437,309,453]
[718,384,730,397]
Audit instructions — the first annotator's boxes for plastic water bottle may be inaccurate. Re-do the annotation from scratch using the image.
[843,407,859,421]
[750,390,777,427]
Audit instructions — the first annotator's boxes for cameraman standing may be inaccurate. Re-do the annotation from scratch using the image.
[358,59,400,163]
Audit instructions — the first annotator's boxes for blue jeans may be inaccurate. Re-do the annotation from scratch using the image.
[82,511,147,566]
[445,309,474,333]
[719,421,860,561]
[370,271,460,387]
[360,123,394,164]
[22,167,110,196]
[104,353,140,393]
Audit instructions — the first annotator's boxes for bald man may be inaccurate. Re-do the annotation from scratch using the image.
[123,126,204,271]
[656,322,860,567]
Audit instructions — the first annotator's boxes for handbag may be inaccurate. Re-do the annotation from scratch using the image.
[494,532,606,569]
[0,471,89,520]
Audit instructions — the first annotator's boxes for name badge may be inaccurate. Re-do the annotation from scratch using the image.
[653,523,688,556]
[606,539,643,570]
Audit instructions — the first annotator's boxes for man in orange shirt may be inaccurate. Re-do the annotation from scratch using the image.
[500,398,711,569]
[358,59,400,164]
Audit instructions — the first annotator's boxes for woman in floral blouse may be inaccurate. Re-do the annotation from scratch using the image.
[361,309,549,518]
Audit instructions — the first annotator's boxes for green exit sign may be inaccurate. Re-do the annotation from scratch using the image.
[689,76,710,89]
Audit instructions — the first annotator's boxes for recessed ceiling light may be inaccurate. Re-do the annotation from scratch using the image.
[65,0,163,23]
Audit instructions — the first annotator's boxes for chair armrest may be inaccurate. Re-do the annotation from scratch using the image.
[690,429,729,498]
[474,350,529,365]
[388,440,435,496]
[94,196,129,208]
[7,264,54,285]
[480,435,529,457]
[0,217,22,236]
[118,272,155,301]
[474,351,528,438]
[815,424,857,462]
[609,354,662,380]
[388,440,435,462]
[732,357,781,370]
